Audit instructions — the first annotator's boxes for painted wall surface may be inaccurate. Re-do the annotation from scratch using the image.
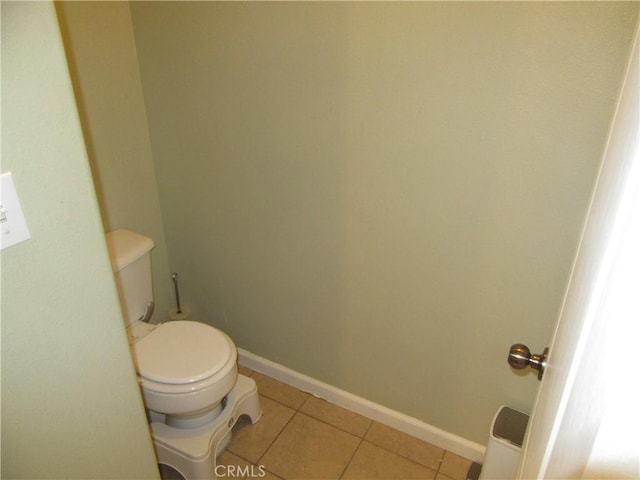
[128,2,638,443]
[1,2,160,478]
[56,1,173,324]
[127,2,638,444]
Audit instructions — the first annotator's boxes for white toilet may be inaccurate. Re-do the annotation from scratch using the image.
[106,229,261,480]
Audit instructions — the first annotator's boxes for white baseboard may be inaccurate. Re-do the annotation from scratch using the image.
[238,348,485,463]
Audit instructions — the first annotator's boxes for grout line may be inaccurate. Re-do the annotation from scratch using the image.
[337,436,364,480]
[255,414,296,467]
[299,393,311,411]
[295,411,362,440]
[434,448,447,477]
[362,419,374,439]
[253,373,372,440]
[337,418,375,480]
[362,421,446,474]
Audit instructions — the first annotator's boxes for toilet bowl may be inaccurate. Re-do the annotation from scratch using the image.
[129,320,239,428]
[126,318,262,479]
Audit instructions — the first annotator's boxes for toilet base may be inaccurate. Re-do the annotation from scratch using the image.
[150,374,262,480]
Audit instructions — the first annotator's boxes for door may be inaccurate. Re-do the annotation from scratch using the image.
[518,26,640,479]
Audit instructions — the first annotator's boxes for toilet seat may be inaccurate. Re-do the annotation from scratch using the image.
[134,321,237,394]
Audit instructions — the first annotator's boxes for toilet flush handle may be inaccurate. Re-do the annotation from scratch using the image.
[138,301,154,323]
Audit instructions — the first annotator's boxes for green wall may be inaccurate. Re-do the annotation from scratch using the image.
[50,1,638,447]
[56,1,173,324]
[129,2,638,444]
[1,2,159,478]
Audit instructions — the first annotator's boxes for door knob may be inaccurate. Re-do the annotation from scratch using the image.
[508,344,549,380]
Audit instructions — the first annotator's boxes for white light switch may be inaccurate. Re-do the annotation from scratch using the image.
[1,172,31,250]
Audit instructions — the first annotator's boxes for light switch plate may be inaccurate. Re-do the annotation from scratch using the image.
[1,172,31,250]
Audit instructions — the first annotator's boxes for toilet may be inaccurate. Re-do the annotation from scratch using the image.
[106,229,261,480]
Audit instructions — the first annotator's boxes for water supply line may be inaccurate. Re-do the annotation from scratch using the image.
[172,272,182,314]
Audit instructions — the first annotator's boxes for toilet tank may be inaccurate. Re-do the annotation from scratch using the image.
[106,229,155,326]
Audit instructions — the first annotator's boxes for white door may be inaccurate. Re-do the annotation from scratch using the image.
[518,27,640,479]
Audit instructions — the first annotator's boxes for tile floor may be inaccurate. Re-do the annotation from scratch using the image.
[218,366,473,480]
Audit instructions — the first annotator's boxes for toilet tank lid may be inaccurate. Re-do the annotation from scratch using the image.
[106,229,155,273]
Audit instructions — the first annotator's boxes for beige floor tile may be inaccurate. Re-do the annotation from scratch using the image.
[225,371,469,480]
[435,474,470,480]
[260,412,360,480]
[252,372,309,409]
[262,471,285,480]
[438,451,472,480]
[342,441,436,480]
[365,422,445,471]
[228,395,295,464]
[238,364,255,377]
[300,396,372,437]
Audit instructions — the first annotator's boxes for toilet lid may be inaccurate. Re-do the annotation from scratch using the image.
[135,321,234,385]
